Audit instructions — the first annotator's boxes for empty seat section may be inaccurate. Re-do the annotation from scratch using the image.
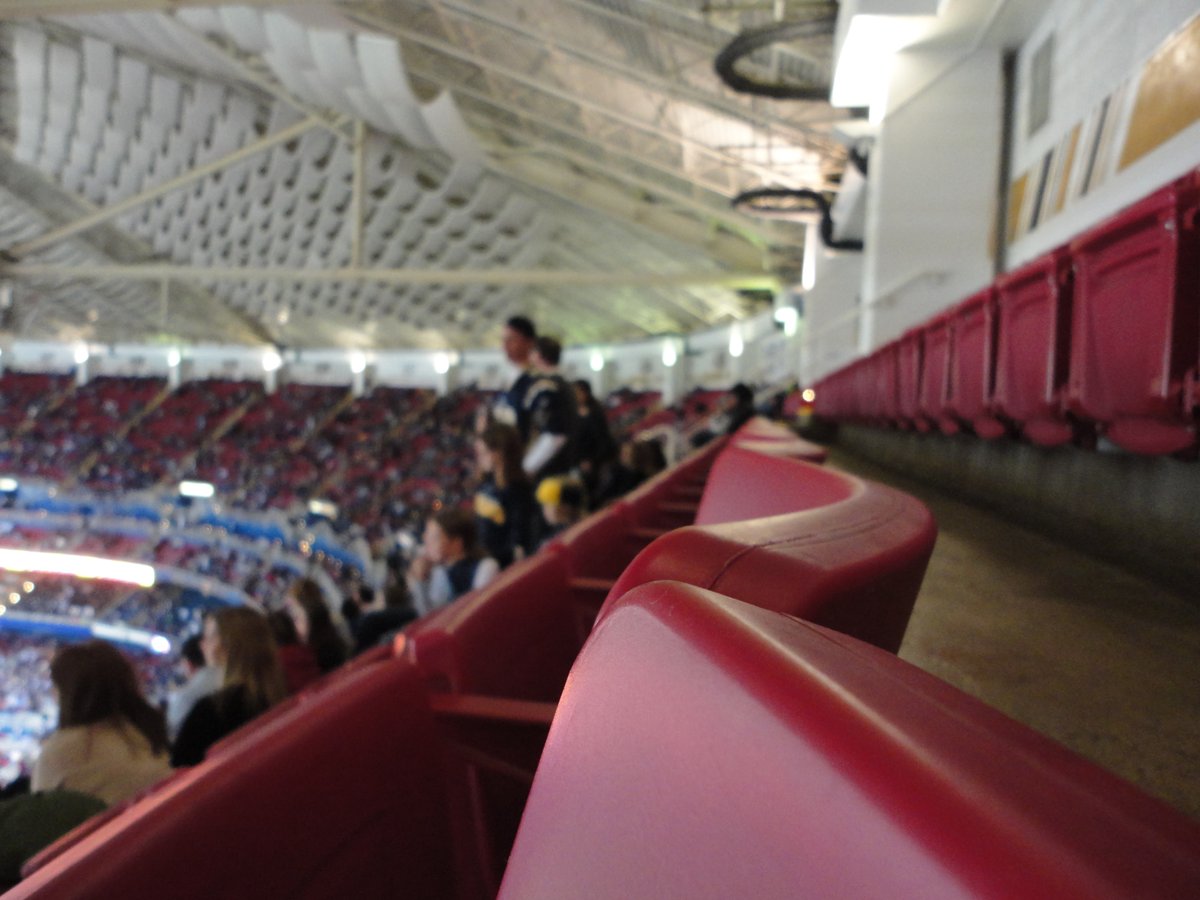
[607,450,935,654]
[8,658,458,900]
[500,582,1200,900]
[1066,173,1200,454]
[993,248,1075,446]
[946,287,1006,438]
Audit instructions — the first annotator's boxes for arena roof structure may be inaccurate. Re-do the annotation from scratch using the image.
[0,0,861,351]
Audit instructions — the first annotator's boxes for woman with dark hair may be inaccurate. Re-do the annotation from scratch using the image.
[171,607,288,766]
[572,379,616,494]
[266,609,321,694]
[284,578,348,674]
[32,641,171,806]
[474,422,535,568]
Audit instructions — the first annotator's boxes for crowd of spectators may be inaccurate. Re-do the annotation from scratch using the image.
[0,345,767,820]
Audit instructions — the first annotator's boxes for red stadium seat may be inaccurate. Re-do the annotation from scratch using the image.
[1066,173,1200,454]
[500,582,1200,900]
[993,248,1076,446]
[918,312,956,433]
[896,329,924,429]
[695,443,855,526]
[946,287,1006,438]
[607,448,935,654]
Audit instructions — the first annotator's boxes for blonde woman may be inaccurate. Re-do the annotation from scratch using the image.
[32,641,171,805]
[171,607,286,766]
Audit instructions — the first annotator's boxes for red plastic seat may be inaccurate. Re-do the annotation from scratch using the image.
[605,451,935,654]
[946,288,1006,438]
[994,248,1075,446]
[918,314,955,434]
[895,329,924,429]
[1066,174,1200,454]
[500,582,1200,900]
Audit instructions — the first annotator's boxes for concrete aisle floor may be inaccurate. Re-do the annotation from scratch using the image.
[828,448,1200,820]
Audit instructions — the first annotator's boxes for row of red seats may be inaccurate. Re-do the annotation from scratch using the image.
[816,169,1200,455]
[15,420,1196,898]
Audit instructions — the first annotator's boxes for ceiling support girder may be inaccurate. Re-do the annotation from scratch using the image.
[2,262,781,290]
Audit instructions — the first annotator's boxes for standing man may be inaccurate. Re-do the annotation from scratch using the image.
[524,335,580,481]
[492,315,539,440]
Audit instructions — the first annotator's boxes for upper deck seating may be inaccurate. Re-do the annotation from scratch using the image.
[946,287,1006,438]
[1066,172,1200,454]
[500,581,1200,900]
[993,248,1076,447]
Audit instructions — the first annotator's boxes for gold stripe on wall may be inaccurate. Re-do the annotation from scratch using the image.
[1119,12,1200,170]
[1053,124,1081,215]
[1007,171,1028,245]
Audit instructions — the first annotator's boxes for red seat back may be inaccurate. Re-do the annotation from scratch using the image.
[947,288,1005,438]
[994,248,1075,446]
[1066,174,1200,454]
[500,582,1200,900]
[696,445,857,526]
[8,659,457,900]
[608,464,934,653]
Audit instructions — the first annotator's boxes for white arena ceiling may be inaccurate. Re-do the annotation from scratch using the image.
[0,0,852,351]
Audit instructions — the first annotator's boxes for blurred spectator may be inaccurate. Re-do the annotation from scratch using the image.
[165,633,220,743]
[723,383,757,435]
[32,641,171,806]
[522,336,579,480]
[283,578,348,675]
[267,610,322,695]
[351,579,417,656]
[535,475,587,546]
[474,422,535,568]
[492,315,539,439]
[171,608,287,767]
[406,508,500,617]
[573,379,616,495]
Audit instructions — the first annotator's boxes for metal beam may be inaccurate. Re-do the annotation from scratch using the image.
[0,0,319,16]
[6,116,327,258]
[345,8,828,200]
[350,119,366,268]
[429,0,839,153]
[2,262,781,290]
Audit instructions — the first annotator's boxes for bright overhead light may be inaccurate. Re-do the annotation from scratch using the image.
[432,352,452,374]
[589,350,605,372]
[349,351,367,374]
[802,388,817,403]
[0,548,156,587]
[166,347,182,368]
[831,14,932,110]
[774,307,799,337]
[729,327,744,358]
[262,348,283,372]
[179,480,215,499]
[661,340,678,368]
[73,343,90,364]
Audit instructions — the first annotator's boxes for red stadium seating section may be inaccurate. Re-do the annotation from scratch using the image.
[12,426,1197,899]
[815,168,1200,456]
